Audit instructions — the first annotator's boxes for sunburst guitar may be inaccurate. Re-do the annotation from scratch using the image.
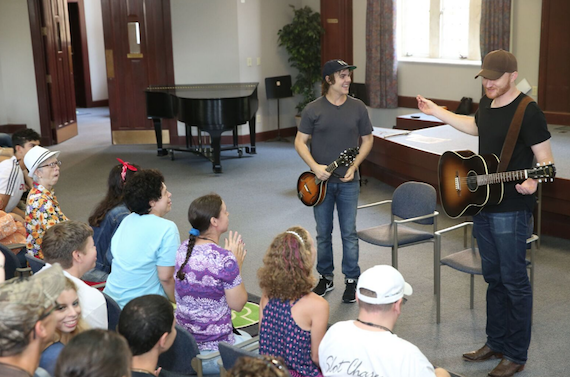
[297,147,359,207]
[438,150,556,218]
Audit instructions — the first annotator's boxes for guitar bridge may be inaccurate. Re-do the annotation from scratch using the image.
[454,172,460,193]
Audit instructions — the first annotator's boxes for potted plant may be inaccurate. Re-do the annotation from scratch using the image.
[278,5,324,115]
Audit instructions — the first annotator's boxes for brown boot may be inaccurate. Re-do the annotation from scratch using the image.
[488,358,525,377]
[463,345,503,362]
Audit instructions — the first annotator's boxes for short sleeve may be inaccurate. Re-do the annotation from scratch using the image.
[156,221,180,267]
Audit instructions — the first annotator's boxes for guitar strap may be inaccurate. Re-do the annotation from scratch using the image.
[497,95,535,172]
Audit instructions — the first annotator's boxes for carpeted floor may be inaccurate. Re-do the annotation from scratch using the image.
[50,107,570,377]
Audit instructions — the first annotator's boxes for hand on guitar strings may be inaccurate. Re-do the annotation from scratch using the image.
[313,164,331,181]
[515,178,538,196]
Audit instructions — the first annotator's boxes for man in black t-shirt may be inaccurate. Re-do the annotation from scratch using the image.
[417,50,555,377]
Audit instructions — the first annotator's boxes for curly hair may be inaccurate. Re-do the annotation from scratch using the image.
[123,169,165,215]
[176,193,222,280]
[88,162,140,227]
[258,226,316,301]
[227,355,290,377]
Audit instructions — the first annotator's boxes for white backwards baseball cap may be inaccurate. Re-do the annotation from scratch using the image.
[356,265,413,305]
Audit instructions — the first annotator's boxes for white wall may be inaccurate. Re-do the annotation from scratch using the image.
[171,0,303,134]
[84,0,107,102]
[0,0,41,132]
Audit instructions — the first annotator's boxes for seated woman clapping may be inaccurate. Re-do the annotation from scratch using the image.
[258,226,329,377]
[174,193,249,374]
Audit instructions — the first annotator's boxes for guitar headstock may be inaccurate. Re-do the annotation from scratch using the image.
[529,162,556,182]
[338,147,360,166]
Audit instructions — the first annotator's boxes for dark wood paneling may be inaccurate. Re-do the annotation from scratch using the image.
[538,0,570,118]
[0,125,27,133]
[101,0,176,137]
[320,0,353,65]
[28,0,53,145]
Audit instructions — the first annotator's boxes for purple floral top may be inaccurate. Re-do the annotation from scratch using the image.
[174,240,242,351]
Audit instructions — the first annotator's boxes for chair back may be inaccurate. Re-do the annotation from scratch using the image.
[218,341,259,371]
[392,181,436,225]
[25,253,46,274]
[158,324,201,375]
[101,292,121,331]
[1,244,21,279]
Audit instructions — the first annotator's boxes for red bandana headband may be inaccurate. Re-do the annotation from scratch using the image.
[117,158,138,181]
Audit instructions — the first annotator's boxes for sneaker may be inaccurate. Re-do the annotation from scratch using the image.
[342,278,358,303]
[313,276,334,296]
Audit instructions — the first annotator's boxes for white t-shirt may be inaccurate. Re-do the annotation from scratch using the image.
[39,263,108,329]
[319,320,436,377]
[0,156,26,212]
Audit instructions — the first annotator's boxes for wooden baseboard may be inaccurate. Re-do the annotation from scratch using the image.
[544,111,570,126]
[0,124,27,133]
[90,99,109,107]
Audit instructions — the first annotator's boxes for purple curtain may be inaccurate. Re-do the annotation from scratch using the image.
[480,0,511,59]
[366,0,398,109]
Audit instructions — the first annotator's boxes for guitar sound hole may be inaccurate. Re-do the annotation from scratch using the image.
[466,172,478,192]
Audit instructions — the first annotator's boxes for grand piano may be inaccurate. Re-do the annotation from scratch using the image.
[145,83,258,173]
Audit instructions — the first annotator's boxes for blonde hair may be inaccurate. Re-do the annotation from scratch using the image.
[257,226,316,300]
[52,278,89,345]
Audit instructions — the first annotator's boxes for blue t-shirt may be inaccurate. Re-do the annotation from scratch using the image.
[104,213,179,308]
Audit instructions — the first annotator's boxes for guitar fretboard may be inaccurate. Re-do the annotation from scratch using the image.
[476,170,527,185]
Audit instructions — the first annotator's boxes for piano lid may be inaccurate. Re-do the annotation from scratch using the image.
[145,83,258,99]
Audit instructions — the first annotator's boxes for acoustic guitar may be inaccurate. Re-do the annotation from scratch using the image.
[297,147,359,207]
[438,150,556,218]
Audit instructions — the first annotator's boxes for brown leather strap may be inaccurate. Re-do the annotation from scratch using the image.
[497,95,534,172]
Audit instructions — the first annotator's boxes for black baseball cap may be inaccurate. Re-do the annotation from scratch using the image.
[322,59,357,80]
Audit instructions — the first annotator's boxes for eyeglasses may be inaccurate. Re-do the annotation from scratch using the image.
[402,297,408,305]
[38,160,62,169]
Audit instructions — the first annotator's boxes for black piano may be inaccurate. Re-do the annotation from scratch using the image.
[145,83,258,173]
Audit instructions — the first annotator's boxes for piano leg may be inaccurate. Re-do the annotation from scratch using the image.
[152,118,169,156]
[247,115,257,154]
[209,130,223,173]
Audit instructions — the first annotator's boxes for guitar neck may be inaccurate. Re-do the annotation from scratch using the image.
[314,161,339,185]
[477,169,531,185]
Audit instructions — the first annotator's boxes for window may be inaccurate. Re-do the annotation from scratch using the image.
[397,0,482,62]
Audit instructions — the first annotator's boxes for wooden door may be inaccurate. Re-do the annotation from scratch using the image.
[539,0,570,125]
[100,0,176,144]
[320,0,353,66]
[41,0,78,143]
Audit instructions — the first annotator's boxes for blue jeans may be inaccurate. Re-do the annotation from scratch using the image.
[473,210,532,364]
[313,180,360,280]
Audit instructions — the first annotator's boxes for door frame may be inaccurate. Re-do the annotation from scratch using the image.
[28,0,54,145]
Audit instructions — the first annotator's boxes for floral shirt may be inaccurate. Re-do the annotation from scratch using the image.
[25,183,68,258]
[174,241,242,351]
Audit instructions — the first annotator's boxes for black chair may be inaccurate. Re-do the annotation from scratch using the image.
[25,253,46,274]
[158,324,220,376]
[101,292,121,331]
[218,337,259,376]
[1,244,30,279]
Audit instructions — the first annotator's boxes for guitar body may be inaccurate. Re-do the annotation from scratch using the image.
[297,171,328,207]
[438,150,503,218]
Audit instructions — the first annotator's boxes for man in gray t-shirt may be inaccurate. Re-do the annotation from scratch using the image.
[294,59,373,303]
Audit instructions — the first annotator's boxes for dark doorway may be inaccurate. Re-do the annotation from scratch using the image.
[67,0,92,108]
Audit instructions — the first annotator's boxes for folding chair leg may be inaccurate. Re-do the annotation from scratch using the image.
[391,245,398,269]
[470,274,475,309]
